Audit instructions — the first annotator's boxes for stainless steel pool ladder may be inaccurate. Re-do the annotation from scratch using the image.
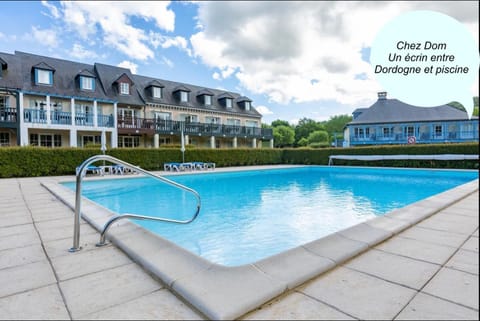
[69,155,201,252]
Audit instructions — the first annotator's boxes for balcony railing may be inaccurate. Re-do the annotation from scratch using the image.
[350,131,479,145]
[24,108,47,124]
[51,110,72,125]
[118,118,273,139]
[0,107,17,123]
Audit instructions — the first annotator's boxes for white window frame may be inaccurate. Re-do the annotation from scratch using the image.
[180,91,189,102]
[205,116,221,124]
[36,69,52,85]
[80,76,94,91]
[30,133,62,147]
[155,112,171,121]
[245,101,251,111]
[245,120,258,127]
[225,98,232,108]
[226,118,240,126]
[120,82,130,95]
[204,95,212,106]
[153,86,162,98]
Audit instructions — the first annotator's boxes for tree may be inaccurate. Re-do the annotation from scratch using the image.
[323,114,353,135]
[307,130,329,144]
[273,125,295,147]
[294,118,324,145]
[271,119,291,128]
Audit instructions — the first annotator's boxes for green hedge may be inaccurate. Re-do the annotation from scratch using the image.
[0,143,477,178]
[283,143,479,169]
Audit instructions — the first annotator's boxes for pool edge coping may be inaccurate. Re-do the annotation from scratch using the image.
[41,166,479,320]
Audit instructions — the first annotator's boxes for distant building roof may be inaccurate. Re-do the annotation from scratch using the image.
[348,92,475,125]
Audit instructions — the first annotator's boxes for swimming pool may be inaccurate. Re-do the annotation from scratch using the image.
[63,166,478,266]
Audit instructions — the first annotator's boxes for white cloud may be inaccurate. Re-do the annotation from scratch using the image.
[149,32,192,56]
[31,26,59,47]
[117,60,138,74]
[190,1,479,108]
[0,32,4,39]
[70,43,98,60]
[161,56,174,68]
[48,1,176,61]
[41,0,60,19]
[255,105,274,115]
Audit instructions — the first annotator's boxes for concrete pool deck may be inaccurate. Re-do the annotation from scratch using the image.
[0,166,478,320]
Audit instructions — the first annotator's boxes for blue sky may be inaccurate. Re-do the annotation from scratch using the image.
[0,1,478,124]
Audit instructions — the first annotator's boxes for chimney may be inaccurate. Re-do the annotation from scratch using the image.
[377,92,387,100]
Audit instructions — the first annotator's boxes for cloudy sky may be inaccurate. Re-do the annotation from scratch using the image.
[0,1,478,124]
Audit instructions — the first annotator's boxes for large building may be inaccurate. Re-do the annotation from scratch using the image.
[0,51,273,148]
[344,92,479,147]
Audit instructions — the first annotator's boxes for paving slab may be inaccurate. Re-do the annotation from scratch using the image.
[417,213,479,235]
[0,285,70,320]
[423,267,479,310]
[44,232,108,259]
[445,249,479,275]
[51,245,133,281]
[298,266,416,320]
[397,225,469,248]
[0,243,46,270]
[344,248,440,290]
[59,263,162,319]
[0,223,36,238]
[375,236,458,265]
[461,236,479,252]
[79,289,204,320]
[0,260,57,298]
[395,292,479,320]
[242,291,355,320]
[0,230,41,251]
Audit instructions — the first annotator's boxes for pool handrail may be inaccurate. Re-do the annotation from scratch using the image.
[69,154,201,252]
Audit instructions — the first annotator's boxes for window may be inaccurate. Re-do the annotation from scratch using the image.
[118,136,140,148]
[30,133,61,147]
[383,127,393,138]
[82,135,101,147]
[155,112,171,121]
[245,120,258,127]
[205,116,221,124]
[435,125,443,137]
[180,114,198,123]
[225,98,232,108]
[80,76,95,91]
[245,101,251,111]
[36,69,52,85]
[204,95,212,106]
[120,82,130,95]
[180,91,188,102]
[226,118,240,126]
[404,126,414,136]
[0,96,9,108]
[153,87,162,98]
[0,132,10,146]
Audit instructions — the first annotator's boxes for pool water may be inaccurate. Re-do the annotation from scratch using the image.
[64,166,477,266]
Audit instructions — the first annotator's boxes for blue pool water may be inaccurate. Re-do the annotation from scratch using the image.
[63,167,477,266]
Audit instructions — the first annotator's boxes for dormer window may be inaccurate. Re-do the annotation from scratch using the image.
[80,76,95,91]
[245,101,251,111]
[204,95,212,106]
[180,91,188,102]
[225,98,232,108]
[120,82,130,95]
[153,86,162,99]
[36,69,53,85]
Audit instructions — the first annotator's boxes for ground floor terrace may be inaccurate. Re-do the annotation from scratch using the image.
[0,167,477,320]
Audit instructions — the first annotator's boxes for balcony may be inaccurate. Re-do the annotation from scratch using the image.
[0,107,17,124]
[350,130,479,145]
[118,117,273,139]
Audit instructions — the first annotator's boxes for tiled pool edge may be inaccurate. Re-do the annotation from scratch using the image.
[41,173,479,320]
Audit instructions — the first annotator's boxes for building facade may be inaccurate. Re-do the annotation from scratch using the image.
[0,51,273,149]
[344,92,479,147]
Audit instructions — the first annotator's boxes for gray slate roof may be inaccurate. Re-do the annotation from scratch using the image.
[133,74,262,118]
[349,98,475,125]
[1,50,261,118]
[13,51,113,102]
